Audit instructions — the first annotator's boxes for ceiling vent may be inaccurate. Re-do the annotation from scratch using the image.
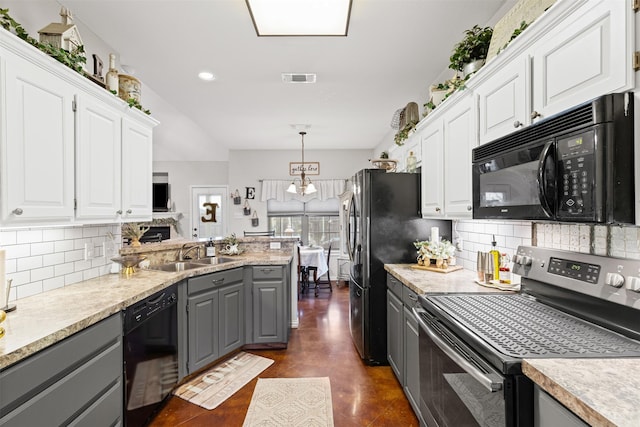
[282,73,317,83]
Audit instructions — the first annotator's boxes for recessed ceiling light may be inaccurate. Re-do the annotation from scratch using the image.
[246,0,352,36]
[198,71,216,81]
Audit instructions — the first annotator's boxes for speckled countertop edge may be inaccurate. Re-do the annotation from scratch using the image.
[523,358,640,427]
[384,264,512,295]
[0,252,292,370]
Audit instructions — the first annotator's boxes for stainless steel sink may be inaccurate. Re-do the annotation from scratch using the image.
[149,261,205,272]
[192,257,236,265]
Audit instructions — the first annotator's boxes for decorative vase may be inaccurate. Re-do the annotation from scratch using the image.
[462,58,486,77]
[105,53,118,93]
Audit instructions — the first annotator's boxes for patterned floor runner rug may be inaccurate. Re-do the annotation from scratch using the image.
[173,351,273,410]
[243,377,334,427]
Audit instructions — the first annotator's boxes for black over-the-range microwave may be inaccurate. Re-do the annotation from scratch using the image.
[472,92,634,224]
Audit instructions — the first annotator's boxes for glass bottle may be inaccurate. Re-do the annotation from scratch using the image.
[106,53,119,93]
[489,235,500,281]
[406,151,417,173]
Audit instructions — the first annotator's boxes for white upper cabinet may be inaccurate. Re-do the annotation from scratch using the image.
[443,93,476,218]
[75,94,122,221]
[0,29,157,226]
[476,55,529,145]
[1,48,75,224]
[473,0,632,144]
[531,0,632,121]
[420,118,444,218]
[121,117,153,221]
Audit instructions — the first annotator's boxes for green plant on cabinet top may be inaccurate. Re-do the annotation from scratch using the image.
[449,25,493,72]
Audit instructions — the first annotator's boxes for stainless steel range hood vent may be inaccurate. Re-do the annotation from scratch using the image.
[282,73,317,83]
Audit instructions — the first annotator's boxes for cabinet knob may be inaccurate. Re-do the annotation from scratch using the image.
[530,111,541,119]
[116,210,123,215]
[435,207,441,212]
[513,120,523,128]
[126,209,132,214]
[11,208,23,215]
[467,205,472,211]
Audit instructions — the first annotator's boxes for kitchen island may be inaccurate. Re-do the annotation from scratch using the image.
[385,264,640,427]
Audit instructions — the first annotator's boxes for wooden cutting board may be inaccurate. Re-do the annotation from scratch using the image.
[410,264,464,274]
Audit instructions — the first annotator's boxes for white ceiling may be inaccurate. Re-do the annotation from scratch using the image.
[58,0,514,155]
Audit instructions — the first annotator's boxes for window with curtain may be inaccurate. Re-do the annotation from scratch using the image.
[262,179,346,248]
[267,198,340,247]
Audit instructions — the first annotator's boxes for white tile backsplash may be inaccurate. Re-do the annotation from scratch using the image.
[454,220,533,272]
[1,224,121,302]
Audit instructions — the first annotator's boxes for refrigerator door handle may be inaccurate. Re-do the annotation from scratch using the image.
[345,195,354,261]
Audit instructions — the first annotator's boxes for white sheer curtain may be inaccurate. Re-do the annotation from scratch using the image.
[261,179,346,202]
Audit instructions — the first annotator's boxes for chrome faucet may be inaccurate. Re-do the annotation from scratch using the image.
[178,243,201,261]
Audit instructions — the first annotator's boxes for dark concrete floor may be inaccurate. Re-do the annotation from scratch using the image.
[151,283,419,426]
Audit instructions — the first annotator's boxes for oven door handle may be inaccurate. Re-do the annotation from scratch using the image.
[412,307,503,393]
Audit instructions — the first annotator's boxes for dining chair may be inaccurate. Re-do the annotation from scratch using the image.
[297,245,309,298]
[243,230,275,236]
[308,243,332,297]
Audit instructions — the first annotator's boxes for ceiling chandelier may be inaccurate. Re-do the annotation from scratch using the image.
[287,131,317,195]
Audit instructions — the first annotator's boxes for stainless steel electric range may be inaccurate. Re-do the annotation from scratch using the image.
[413,245,640,427]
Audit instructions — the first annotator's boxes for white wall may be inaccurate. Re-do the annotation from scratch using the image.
[226,149,371,236]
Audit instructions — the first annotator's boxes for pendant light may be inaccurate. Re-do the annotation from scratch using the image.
[287,131,317,195]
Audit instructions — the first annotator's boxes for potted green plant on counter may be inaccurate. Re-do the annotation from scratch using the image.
[449,25,493,77]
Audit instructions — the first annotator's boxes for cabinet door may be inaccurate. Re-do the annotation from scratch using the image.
[75,94,122,221]
[219,282,244,355]
[443,94,476,218]
[386,290,403,382]
[403,305,423,424]
[476,55,529,144]
[532,0,631,120]
[187,289,219,373]
[252,281,284,344]
[1,51,75,223]
[420,119,444,218]
[121,117,153,221]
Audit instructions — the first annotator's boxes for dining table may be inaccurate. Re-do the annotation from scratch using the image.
[299,246,328,278]
[299,246,328,296]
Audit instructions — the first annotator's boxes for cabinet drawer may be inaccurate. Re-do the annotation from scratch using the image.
[1,336,122,425]
[402,286,420,308]
[387,274,403,298]
[252,265,283,281]
[188,267,243,295]
[67,378,122,427]
[0,314,122,415]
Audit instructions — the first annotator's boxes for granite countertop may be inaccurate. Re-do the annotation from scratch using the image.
[384,263,515,295]
[523,358,640,427]
[0,252,292,370]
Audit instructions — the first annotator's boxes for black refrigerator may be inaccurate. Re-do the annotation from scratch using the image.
[347,168,451,365]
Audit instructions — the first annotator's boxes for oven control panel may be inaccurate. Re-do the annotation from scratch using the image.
[548,257,600,284]
[513,246,640,309]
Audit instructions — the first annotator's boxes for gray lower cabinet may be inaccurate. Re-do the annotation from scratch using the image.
[387,279,403,379]
[186,267,244,374]
[248,265,290,345]
[534,385,588,427]
[0,314,123,426]
[386,273,424,425]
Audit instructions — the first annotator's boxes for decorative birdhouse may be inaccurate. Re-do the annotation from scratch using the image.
[38,7,84,53]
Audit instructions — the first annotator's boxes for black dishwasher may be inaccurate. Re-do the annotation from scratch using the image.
[123,284,179,426]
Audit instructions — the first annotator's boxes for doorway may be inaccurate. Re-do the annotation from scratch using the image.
[190,186,228,240]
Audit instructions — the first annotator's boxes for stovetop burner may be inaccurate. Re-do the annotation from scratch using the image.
[428,293,640,359]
